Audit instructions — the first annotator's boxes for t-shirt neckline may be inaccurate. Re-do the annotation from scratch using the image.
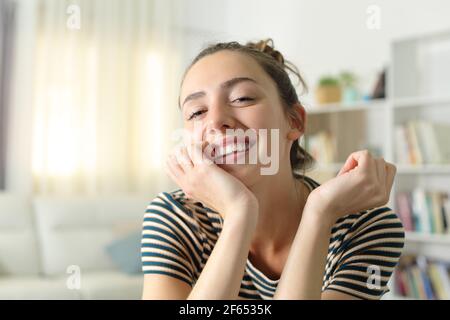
[245,174,315,285]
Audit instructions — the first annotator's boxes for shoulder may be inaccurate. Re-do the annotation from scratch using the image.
[143,189,219,235]
[331,206,405,247]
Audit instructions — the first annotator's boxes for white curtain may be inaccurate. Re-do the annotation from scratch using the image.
[27,0,183,196]
[0,0,16,190]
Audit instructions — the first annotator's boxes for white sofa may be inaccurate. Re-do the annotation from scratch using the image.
[0,193,149,299]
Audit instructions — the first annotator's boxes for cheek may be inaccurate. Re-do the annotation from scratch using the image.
[242,105,277,130]
[184,121,205,142]
[180,126,198,146]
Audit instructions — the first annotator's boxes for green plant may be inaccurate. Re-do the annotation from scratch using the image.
[339,71,357,88]
[318,75,340,87]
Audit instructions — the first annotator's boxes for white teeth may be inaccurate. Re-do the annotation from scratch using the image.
[224,144,234,155]
[236,144,246,152]
[215,143,248,159]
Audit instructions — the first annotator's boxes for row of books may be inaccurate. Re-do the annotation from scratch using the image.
[395,120,450,165]
[394,255,450,299]
[396,189,450,233]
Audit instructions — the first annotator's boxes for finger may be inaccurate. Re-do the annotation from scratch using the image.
[337,150,374,176]
[385,162,396,192]
[352,150,374,171]
[164,160,179,184]
[176,145,194,172]
[375,158,387,186]
[165,158,185,192]
[167,154,184,176]
[337,155,358,176]
[353,150,378,185]
[190,140,213,166]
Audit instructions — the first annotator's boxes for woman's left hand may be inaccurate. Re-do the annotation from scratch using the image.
[305,150,396,225]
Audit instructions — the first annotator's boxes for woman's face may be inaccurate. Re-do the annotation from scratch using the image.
[179,50,303,185]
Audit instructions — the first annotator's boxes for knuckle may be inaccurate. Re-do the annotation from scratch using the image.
[361,149,370,157]
[388,163,397,173]
[380,187,390,203]
[384,190,390,202]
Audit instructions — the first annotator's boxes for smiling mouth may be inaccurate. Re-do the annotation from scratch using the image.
[211,136,257,163]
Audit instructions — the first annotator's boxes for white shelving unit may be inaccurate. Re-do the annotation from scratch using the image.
[305,30,450,300]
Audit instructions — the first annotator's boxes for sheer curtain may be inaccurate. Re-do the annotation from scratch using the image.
[0,0,16,190]
[27,0,183,196]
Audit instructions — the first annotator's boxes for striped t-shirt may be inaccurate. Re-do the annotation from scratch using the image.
[141,175,405,299]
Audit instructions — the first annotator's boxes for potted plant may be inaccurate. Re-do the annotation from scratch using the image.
[339,71,359,103]
[315,75,341,105]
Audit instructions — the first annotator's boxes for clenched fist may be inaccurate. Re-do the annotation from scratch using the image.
[305,150,396,224]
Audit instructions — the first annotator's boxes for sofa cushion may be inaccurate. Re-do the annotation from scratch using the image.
[76,270,143,300]
[0,193,41,276]
[0,275,81,299]
[33,195,149,276]
[105,230,142,274]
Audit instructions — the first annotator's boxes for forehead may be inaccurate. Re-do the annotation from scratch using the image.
[181,50,273,99]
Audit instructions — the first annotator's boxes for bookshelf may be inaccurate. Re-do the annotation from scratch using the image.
[396,164,450,175]
[307,98,387,115]
[304,30,450,300]
[393,95,450,109]
[406,232,450,246]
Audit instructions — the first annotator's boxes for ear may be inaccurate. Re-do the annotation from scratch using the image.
[286,103,306,141]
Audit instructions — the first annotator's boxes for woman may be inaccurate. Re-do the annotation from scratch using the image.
[141,39,405,300]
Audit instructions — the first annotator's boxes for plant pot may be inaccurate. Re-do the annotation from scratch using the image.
[342,87,359,103]
[315,85,342,105]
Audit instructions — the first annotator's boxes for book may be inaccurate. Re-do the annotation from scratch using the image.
[396,190,450,234]
[428,263,448,299]
[395,255,450,299]
[412,188,431,233]
[395,120,450,165]
[430,192,445,233]
[418,121,441,164]
[444,196,450,234]
[417,256,436,299]
[407,122,423,165]
[430,122,450,163]
[396,192,414,231]
[425,192,436,233]
[395,126,409,164]
[436,263,450,299]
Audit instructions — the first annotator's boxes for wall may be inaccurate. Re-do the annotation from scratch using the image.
[177,0,450,104]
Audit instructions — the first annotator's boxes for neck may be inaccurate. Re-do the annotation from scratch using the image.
[247,163,309,256]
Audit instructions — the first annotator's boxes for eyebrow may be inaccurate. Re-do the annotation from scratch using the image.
[179,77,258,109]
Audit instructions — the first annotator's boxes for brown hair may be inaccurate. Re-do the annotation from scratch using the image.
[180,38,315,174]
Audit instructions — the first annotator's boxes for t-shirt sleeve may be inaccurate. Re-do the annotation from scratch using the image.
[323,207,405,299]
[141,193,197,287]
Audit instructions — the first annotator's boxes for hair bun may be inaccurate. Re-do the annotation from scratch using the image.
[246,38,285,64]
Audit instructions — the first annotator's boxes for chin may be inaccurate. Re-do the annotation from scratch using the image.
[218,162,260,185]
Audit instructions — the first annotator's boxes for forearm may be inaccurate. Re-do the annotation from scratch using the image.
[273,207,334,299]
[187,203,258,300]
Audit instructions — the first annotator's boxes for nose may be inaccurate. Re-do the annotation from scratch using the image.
[204,102,236,138]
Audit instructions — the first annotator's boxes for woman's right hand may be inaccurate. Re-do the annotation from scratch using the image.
[165,141,259,221]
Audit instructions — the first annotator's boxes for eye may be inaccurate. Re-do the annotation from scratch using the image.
[187,109,205,120]
[233,97,254,103]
